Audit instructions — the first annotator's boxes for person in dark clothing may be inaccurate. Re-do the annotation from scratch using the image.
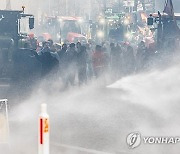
[58,44,68,81]
[110,43,122,79]
[86,43,94,80]
[116,43,123,72]
[76,42,81,53]
[54,43,62,52]
[136,41,146,71]
[123,45,135,75]
[66,43,77,86]
[77,45,88,85]
[47,39,54,48]
[58,44,67,67]
[143,43,156,69]
[29,38,37,50]
[102,42,107,53]
[32,41,59,77]
[28,33,37,50]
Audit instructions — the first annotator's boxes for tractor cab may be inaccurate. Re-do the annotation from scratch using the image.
[0,10,34,49]
[0,10,39,83]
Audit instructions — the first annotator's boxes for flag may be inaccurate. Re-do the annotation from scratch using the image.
[163,0,180,36]
[6,0,11,10]
[163,0,174,17]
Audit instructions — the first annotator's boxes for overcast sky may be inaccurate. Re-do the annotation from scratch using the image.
[0,0,179,13]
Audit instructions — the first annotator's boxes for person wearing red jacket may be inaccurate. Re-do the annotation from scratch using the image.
[92,45,106,78]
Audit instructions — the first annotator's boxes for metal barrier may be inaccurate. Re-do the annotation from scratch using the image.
[0,99,9,144]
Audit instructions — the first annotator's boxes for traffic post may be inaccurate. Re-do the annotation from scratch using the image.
[38,104,49,154]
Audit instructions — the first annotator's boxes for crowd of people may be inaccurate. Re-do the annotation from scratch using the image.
[26,35,179,88]
[30,40,149,84]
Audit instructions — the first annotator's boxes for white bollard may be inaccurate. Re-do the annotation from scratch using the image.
[38,104,49,154]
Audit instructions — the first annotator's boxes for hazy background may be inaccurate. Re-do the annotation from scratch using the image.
[0,0,180,17]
